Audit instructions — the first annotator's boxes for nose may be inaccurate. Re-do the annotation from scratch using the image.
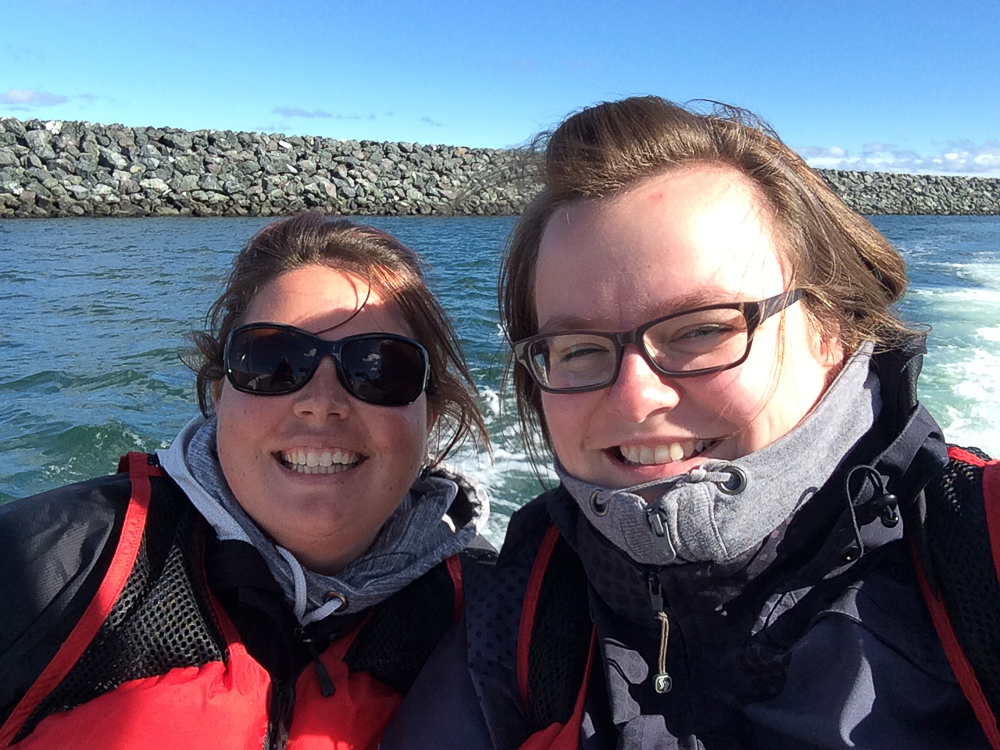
[291,357,352,423]
[604,344,680,422]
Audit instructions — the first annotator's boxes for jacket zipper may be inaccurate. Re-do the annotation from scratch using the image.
[647,570,673,694]
[265,679,295,750]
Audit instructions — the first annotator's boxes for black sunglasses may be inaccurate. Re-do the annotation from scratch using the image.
[224,323,430,406]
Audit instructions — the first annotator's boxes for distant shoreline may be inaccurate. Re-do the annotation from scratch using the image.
[1,117,998,218]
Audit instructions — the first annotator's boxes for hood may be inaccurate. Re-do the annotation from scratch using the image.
[158,415,489,623]
[545,338,947,622]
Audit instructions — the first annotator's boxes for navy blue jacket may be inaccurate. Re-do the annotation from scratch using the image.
[382,345,995,750]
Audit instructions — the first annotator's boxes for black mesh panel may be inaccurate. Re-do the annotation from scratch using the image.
[345,559,458,693]
[17,483,228,741]
[925,451,1000,720]
[525,535,591,729]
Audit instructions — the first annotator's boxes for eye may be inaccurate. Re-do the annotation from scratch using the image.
[559,343,609,363]
[676,323,737,342]
[549,337,614,368]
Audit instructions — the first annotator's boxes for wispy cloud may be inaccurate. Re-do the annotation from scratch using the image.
[274,107,380,122]
[420,116,443,127]
[501,57,541,72]
[274,107,333,119]
[4,45,40,63]
[797,140,1000,177]
[566,60,605,74]
[0,88,68,107]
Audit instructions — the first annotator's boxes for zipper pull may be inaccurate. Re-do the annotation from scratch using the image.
[646,507,677,562]
[647,571,672,694]
[302,634,336,697]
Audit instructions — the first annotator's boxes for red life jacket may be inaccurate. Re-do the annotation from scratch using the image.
[515,449,1000,750]
[0,453,465,750]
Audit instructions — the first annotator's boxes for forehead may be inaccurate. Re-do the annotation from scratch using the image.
[534,165,788,331]
[244,265,410,336]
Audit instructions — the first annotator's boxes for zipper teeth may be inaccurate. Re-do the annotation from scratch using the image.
[266,680,295,750]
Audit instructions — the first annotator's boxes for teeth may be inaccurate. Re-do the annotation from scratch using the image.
[280,449,361,475]
[620,440,712,466]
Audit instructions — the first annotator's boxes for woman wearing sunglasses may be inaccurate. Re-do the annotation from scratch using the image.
[0,212,490,749]
[383,98,996,748]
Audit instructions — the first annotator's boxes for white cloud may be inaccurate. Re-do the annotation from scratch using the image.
[0,88,68,107]
[797,146,847,159]
[796,139,1000,178]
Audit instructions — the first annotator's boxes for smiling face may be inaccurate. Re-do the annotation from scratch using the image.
[214,264,432,573]
[532,165,844,491]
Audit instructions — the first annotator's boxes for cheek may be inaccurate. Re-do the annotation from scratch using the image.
[539,393,592,458]
[215,389,272,461]
[692,369,768,426]
[381,404,431,462]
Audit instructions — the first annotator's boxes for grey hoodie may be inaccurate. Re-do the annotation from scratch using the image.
[158,414,489,625]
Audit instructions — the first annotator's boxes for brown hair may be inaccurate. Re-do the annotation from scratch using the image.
[500,95,915,455]
[192,211,488,463]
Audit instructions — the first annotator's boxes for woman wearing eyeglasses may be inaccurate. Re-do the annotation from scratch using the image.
[0,212,490,749]
[383,98,996,749]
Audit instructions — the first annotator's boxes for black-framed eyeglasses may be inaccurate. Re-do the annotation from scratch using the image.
[513,289,806,394]
[224,323,430,406]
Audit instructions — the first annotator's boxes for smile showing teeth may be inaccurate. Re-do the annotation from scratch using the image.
[279,449,362,475]
[619,440,711,466]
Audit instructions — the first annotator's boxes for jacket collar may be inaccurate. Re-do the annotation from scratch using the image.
[545,339,947,620]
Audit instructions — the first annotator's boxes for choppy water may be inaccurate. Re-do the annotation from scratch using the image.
[2,215,998,544]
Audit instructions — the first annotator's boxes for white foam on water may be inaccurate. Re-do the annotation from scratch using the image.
[906,247,1000,457]
[955,260,1000,290]
[921,332,1000,457]
[479,386,502,419]
[977,325,1000,342]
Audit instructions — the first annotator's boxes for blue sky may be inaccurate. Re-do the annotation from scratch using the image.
[4,0,999,177]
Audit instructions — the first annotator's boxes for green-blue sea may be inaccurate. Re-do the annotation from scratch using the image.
[2,215,999,545]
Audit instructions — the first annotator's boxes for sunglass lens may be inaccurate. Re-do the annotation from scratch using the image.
[340,337,426,406]
[228,328,313,394]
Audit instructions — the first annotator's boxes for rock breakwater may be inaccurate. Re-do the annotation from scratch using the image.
[1,117,998,218]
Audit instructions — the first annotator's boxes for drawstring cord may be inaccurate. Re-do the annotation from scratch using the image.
[300,632,337,697]
[843,464,900,560]
[277,546,346,698]
[647,571,672,694]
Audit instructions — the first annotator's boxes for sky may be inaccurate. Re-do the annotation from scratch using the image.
[3,0,999,177]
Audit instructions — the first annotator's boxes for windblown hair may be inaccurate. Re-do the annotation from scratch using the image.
[500,95,915,455]
[192,211,488,464]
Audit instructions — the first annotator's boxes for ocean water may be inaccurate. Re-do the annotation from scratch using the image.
[1,215,998,545]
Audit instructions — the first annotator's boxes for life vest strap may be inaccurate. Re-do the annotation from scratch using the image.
[0,452,154,746]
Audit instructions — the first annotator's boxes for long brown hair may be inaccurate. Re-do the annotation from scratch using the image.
[500,96,914,457]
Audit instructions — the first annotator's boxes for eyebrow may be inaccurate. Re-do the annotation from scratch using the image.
[536,289,756,334]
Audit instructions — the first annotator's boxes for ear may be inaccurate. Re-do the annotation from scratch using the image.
[820,333,845,366]
[814,329,846,389]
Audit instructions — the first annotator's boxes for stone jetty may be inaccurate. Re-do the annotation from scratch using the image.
[1,117,998,218]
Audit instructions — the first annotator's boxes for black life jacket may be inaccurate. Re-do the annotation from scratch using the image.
[516,447,1000,750]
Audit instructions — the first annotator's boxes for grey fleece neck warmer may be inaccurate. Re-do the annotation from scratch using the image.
[558,342,880,566]
[158,415,488,624]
